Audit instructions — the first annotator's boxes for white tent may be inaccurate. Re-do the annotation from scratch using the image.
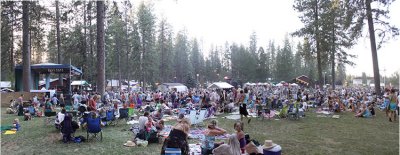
[71,80,89,86]
[107,80,128,87]
[290,83,298,86]
[275,83,283,87]
[208,82,234,89]
[158,83,188,92]
[0,81,11,88]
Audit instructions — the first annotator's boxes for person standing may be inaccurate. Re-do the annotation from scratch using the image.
[51,94,59,106]
[388,89,398,122]
[239,89,251,124]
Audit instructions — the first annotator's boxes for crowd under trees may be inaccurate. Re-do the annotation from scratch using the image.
[1,0,397,92]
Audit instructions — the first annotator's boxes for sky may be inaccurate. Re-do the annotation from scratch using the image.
[133,0,400,77]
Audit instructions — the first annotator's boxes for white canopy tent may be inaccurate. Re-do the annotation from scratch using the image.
[208,82,234,89]
[158,83,188,92]
[0,81,11,88]
[71,80,89,86]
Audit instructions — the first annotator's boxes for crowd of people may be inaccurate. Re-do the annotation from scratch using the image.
[6,83,400,153]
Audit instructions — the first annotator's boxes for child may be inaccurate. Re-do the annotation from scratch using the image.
[12,118,20,131]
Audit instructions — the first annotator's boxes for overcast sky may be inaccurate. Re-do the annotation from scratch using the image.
[132,0,400,77]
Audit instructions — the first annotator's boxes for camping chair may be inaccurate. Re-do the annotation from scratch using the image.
[189,110,196,125]
[104,109,116,126]
[87,116,103,141]
[44,111,57,126]
[128,108,135,119]
[61,115,74,143]
[275,106,288,119]
[117,108,129,124]
[288,103,300,120]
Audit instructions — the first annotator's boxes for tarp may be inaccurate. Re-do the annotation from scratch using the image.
[207,82,234,89]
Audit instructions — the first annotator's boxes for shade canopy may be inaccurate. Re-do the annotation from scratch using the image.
[71,80,89,86]
[208,82,234,89]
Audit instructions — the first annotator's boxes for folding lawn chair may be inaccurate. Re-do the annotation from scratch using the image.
[87,116,103,141]
[44,111,57,126]
[104,109,117,126]
[288,104,299,120]
[117,108,129,124]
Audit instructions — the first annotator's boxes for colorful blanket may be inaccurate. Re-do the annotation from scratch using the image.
[188,128,230,140]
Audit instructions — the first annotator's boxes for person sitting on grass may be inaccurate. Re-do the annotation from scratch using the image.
[161,118,191,155]
[153,108,163,121]
[355,104,372,118]
[24,109,32,121]
[138,111,150,131]
[225,99,235,113]
[234,121,246,154]
[212,134,241,155]
[44,98,54,113]
[55,109,66,129]
[201,120,227,155]
[12,118,20,131]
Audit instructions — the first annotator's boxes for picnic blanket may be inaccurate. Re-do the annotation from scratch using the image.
[0,126,13,131]
[126,120,139,125]
[188,128,230,139]
[316,110,332,115]
[224,114,241,120]
[4,130,16,135]
[159,125,173,138]
[189,144,202,155]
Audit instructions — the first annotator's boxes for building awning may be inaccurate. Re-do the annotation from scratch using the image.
[15,63,82,75]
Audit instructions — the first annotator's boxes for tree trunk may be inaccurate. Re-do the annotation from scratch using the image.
[125,3,130,91]
[366,0,381,96]
[83,2,87,80]
[315,0,323,89]
[10,2,15,75]
[22,1,31,92]
[88,1,93,85]
[56,0,62,86]
[331,18,336,90]
[117,39,122,91]
[96,1,105,94]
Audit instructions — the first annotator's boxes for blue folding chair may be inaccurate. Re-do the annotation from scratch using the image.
[87,116,103,141]
[105,110,116,126]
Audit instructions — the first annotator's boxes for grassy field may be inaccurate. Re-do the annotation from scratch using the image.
[1,108,398,155]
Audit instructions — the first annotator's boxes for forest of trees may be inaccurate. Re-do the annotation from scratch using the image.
[1,1,397,92]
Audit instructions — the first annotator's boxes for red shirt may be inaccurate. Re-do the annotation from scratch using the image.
[89,98,96,111]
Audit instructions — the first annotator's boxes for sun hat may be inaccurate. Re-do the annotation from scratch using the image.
[124,140,136,147]
[262,140,277,150]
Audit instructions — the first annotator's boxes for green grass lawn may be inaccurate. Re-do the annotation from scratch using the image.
[1,108,398,155]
